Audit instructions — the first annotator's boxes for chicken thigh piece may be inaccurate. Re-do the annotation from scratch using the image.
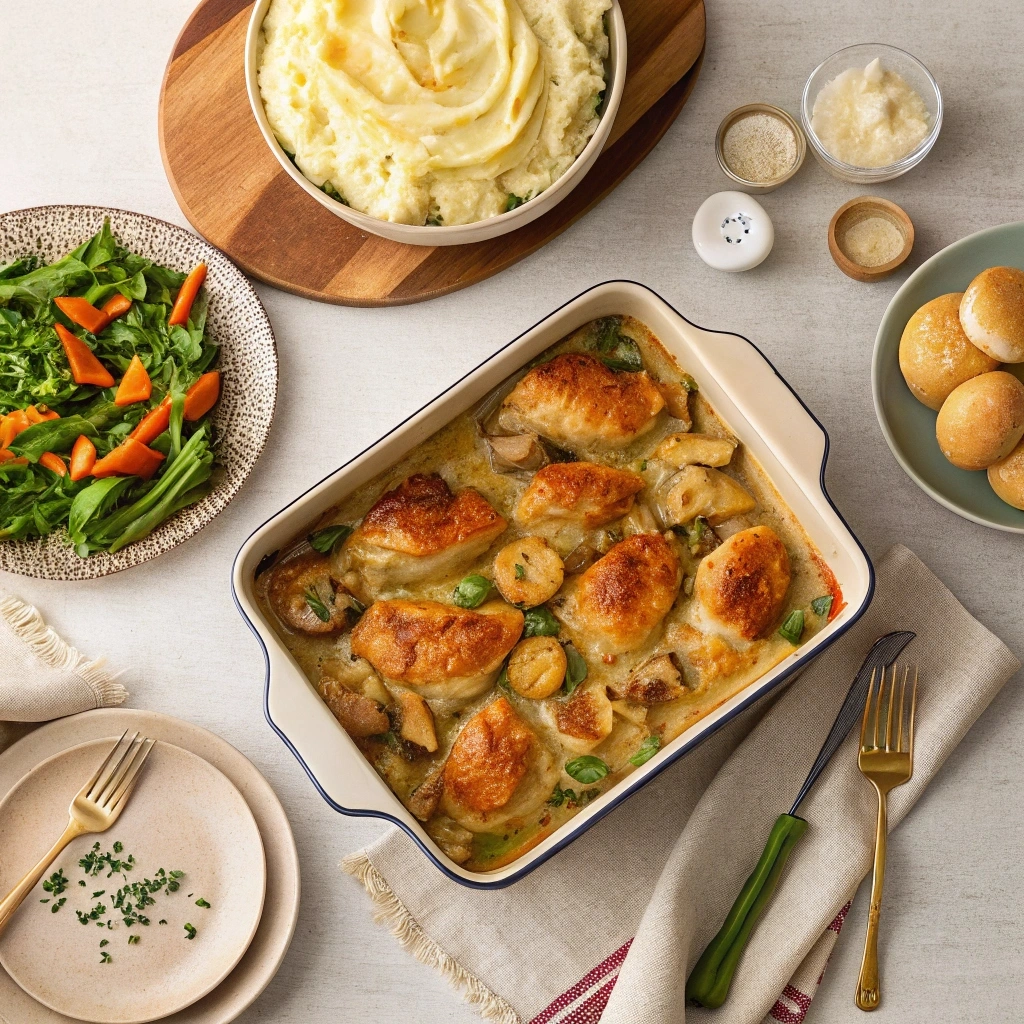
[350,599,524,700]
[515,461,645,530]
[339,473,506,593]
[498,353,665,451]
[558,532,682,655]
[441,697,560,831]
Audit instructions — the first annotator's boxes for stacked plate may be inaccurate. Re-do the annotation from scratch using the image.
[0,709,299,1024]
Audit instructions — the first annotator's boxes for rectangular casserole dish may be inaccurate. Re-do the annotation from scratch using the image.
[232,281,874,889]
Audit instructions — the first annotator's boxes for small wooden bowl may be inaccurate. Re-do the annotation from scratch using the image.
[828,197,914,282]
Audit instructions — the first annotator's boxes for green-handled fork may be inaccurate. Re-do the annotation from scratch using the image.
[856,663,917,1011]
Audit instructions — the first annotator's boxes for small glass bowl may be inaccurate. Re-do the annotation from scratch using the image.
[801,43,942,184]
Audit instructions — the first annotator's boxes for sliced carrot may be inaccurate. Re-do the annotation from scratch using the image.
[114,355,152,407]
[98,293,132,330]
[54,296,107,335]
[0,450,27,467]
[24,404,60,425]
[70,434,97,481]
[91,437,165,481]
[129,396,172,446]
[39,452,67,476]
[0,409,31,449]
[55,323,115,388]
[183,371,220,421]
[168,263,207,327]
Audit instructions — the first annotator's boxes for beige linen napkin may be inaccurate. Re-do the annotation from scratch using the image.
[0,592,127,755]
[344,545,1019,1024]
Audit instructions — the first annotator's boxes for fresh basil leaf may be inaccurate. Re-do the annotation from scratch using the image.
[523,606,560,637]
[778,609,805,645]
[547,784,567,807]
[811,595,833,618]
[599,337,643,373]
[8,416,99,461]
[629,735,661,767]
[563,643,588,696]
[304,586,332,623]
[453,574,492,609]
[308,523,353,554]
[564,755,609,785]
[496,663,511,695]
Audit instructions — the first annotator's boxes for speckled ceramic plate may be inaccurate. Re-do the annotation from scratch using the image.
[873,221,1024,532]
[0,206,278,578]
[0,737,266,1023]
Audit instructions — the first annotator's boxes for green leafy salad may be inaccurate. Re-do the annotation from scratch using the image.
[0,219,222,556]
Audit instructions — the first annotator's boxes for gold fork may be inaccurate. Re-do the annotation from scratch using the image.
[855,664,917,1011]
[0,731,155,936]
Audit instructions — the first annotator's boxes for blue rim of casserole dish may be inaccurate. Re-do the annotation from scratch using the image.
[231,280,875,890]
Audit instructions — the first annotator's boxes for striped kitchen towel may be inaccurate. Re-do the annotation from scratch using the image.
[344,545,1019,1024]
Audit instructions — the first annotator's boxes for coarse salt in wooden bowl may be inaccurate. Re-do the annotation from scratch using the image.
[828,196,914,282]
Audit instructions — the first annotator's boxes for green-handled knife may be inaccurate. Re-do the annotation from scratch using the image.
[685,630,916,1009]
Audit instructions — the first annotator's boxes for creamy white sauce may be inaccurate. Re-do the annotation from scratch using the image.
[811,58,930,168]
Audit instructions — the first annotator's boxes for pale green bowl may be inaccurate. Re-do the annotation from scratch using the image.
[873,222,1024,533]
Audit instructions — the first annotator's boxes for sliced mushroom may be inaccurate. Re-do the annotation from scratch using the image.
[397,691,438,752]
[663,466,756,526]
[426,815,475,864]
[485,432,550,473]
[563,540,598,574]
[319,679,390,738]
[321,657,391,707]
[607,654,687,704]
[654,433,737,469]
[406,764,445,821]
[655,379,694,429]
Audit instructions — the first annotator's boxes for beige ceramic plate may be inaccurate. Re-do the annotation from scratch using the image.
[0,206,278,580]
[0,737,266,1023]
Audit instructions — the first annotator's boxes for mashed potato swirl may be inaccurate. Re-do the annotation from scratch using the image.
[258,0,610,225]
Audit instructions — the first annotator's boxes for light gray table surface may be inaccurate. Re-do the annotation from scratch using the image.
[1,1,1022,1021]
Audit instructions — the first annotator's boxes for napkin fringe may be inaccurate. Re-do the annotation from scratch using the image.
[342,852,521,1024]
[0,594,127,708]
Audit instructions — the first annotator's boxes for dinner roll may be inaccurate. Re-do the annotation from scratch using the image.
[935,371,1024,470]
[899,293,999,410]
[960,267,1024,363]
[988,438,1024,510]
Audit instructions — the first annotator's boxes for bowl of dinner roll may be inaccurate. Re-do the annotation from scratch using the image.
[874,222,1024,531]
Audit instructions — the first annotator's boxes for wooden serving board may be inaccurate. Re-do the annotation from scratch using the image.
[159,0,705,306]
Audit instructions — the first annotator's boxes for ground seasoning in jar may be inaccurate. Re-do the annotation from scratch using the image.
[721,112,799,184]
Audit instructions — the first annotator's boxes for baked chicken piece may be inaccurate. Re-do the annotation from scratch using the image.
[693,526,791,641]
[338,474,506,593]
[350,599,523,700]
[498,353,665,451]
[441,697,560,831]
[515,462,645,530]
[558,533,682,654]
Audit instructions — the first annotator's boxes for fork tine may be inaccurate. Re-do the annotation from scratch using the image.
[860,666,877,749]
[105,738,155,811]
[897,666,908,752]
[908,666,918,762]
[96,735,145,807]
[87,732,138,801]
[874,664,886,749]
[81,730,129,795]
[885,663,898,751]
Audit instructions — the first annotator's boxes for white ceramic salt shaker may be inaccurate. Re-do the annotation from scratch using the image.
[692,191,774,272]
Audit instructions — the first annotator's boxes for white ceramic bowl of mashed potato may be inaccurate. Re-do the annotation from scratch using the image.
[244,0,626,246]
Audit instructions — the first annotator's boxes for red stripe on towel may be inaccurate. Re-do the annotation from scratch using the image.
[768,984,813,1023]
[528,939,632,1024]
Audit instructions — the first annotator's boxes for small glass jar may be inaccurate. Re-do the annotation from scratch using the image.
[715,104,806,194]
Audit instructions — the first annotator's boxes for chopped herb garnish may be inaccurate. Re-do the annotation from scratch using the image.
[184,922,197,940]
[811,595,834,618]
[99,939,109,948]
[113,841,123,854]
[452,573,492,609]
[303,585,332,623]
[496,662,512,695]
[159,919,167,925]
[523,606,560,637]
[100,951,112,964]
[78,880,87,887]
[40,898,50,904]
[629,734,661,767]
[562,643,588,696]
[76,902,107,925]
[41,869,69,896]
[514,563,526,580]
[308,523,352,554]
[547,784,600,809]
[51,897,66,913]
[505,193,528,212]
[640,460,648,471]
[565,755,610,784]
[778,609,805,645]
[128,934,140,945]
[92,890,105,898]
[592,317,644,372]
[680,373,699,393]
[195,897,211,908]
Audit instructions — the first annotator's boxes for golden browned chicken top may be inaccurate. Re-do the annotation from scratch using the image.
[499,353,666,450]
[353,473,506,556]
[694,526,792,641]
[350,599,523,692]
[515,462,645,528]
[567,532,682,653]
